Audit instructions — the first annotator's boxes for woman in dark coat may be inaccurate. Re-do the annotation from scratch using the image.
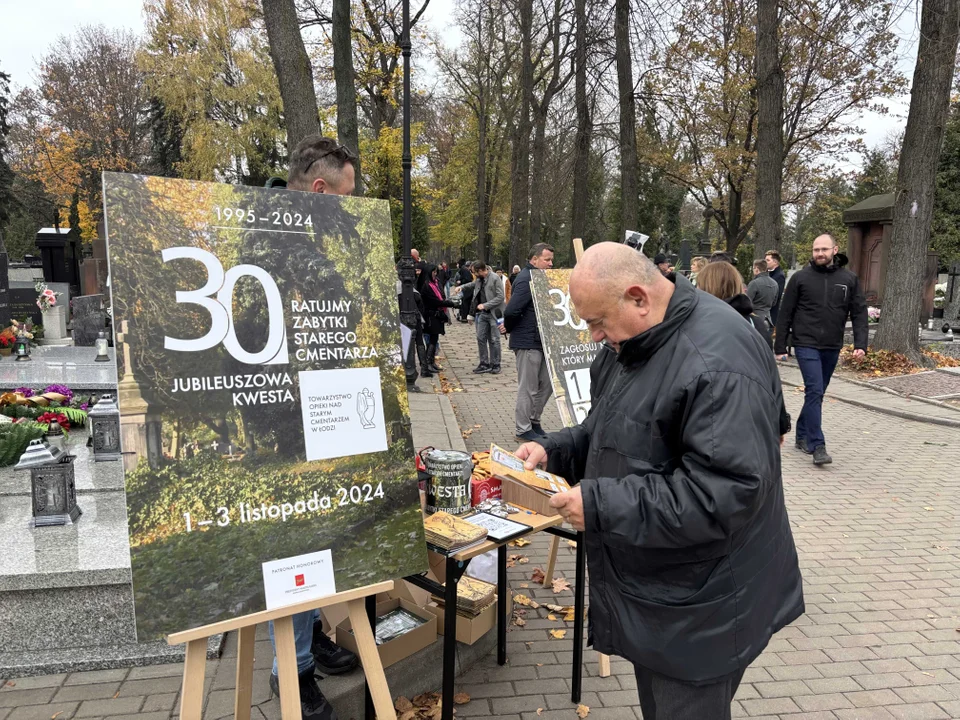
[418,263,456,373]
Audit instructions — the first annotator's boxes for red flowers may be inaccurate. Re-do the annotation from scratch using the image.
[37,412,70,432]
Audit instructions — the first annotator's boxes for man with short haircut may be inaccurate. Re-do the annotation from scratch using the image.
[516,242,803,720]
[504,243,555,440]
[454,261,505,374]
[746,258,779,329]
[653,254,670,276]
[765,250,786,325]
[271,134,360,720]
[775,234,867,466]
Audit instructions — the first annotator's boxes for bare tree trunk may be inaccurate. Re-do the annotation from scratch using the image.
[476,108,489,262]
[529,106,548,246]
[875,0,960,363]
[333,0,363,194]
[754,0,783,258]
[570,0,591,242]
[508,0,534,269]
[615,0,638,240]
[262,0,320,152]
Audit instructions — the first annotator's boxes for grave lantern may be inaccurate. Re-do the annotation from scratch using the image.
[45,420,65,453]
[14,335,30,361]
[89,394,122,462]
[94,331,110,362]
[15,438,81,527]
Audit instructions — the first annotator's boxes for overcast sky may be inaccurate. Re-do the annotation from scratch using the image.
[0,0,919,172]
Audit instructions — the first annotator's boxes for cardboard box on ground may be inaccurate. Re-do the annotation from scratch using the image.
[427,592,513,646]
[336,598,438,668]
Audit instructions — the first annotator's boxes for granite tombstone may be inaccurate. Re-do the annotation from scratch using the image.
[72,295,106,346]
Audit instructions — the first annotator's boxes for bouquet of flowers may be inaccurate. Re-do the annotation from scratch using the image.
[867,307,881,323]
[11,319,33,340]
[35,280,61,311]
[37,411,71,432]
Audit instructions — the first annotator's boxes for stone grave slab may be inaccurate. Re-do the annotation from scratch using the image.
[71,294,106,346]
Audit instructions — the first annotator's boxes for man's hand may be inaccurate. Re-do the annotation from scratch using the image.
[853,348,866,359]
[777,354,789,361]
[549,486,584,531]
[515,442,547,470]
[478,303,485,311]
[451,287,461,296]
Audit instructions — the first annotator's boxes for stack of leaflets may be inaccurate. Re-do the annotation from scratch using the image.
[424,511,488,553]
[432,576,497,618]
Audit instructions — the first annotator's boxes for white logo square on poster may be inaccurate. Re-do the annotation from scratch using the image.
[298,367,389,461]
[262,549,337,611]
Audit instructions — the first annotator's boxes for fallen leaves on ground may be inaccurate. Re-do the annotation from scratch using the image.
[453,693,471,704]
[577,704,591,718]
[531,567,546,584]
[395,697,415,713]
[519,556,530,563]
[461,429,474,438]
[549,629,567,639]
[567,540,578,548]
[552,577,571,593]
[547,613,557,621]
[511,538,531,547]
[537,708,544,716]
[840,345,960,378]
[514,594,532,606]
[519,582,529,588]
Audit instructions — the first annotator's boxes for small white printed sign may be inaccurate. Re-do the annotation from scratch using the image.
[262,549,337,610]
[298,367,388,461]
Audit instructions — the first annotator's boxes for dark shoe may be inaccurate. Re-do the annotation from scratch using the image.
[531,422,546,436]
[516,430,544,442]
[812,445,833,466]
[420,368,433,378]
[473,363,491,374]
[489,366,502,375]
[312,625,359,675]
[795,438,812,454]
[270,668,339,720]
[428,363,442,373]
[406,384,423,393]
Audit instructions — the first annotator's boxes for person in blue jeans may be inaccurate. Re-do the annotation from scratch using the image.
[775,234,868,466]
[264,135,364,720]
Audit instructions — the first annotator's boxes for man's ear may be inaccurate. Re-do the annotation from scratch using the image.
[310,177,328,194]
[624,284,649,307]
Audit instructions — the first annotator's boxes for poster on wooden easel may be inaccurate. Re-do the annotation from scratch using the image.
[103,172,428,641]
[529,269,602,427]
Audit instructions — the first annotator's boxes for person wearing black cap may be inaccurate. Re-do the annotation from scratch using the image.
[653,254,670,276]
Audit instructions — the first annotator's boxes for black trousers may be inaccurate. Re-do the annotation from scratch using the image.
[635,666,744,720]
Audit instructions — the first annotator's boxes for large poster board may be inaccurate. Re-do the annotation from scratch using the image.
[103,173,427,640]
[530,269,601,427]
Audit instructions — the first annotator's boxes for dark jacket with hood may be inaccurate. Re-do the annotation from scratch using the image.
[417,264,455,336]
[503,263,543,350]
[774,254,867,355]
[539,275,804,683]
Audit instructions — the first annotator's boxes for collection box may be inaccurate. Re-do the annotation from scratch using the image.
[335,597,437,668]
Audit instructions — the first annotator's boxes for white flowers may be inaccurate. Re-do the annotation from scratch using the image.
[35,280,61,311]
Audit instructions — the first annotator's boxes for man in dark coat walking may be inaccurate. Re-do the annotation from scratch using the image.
[517,242,804,720]
[504,243,555,441]
[456,260,474,323]
[764,249,787,326]
[775,234,867,466]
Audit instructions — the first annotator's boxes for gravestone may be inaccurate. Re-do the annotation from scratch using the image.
[9,282,70,328]
[72,295,105,346]
[0,233,10,329]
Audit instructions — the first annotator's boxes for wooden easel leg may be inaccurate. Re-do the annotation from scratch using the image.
[233,624,256,720]
[347,598,397,720]
[598,653,611,678]
[274,616,303,720]
[543,535,560,586]
[179,638,207,720]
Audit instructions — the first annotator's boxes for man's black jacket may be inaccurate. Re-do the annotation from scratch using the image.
[774,256,867,354]
[540,275,804,682]
[503,263,542,350]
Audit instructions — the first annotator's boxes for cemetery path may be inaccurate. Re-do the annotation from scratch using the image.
[2,319,959,720]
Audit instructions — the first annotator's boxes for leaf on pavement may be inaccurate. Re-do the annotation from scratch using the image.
[531,567,546,584]
[537,708,544,716]
[551,577,571,593]
[454,693,471,704]
[514,594,532,606]
[395,697,414,712]
[511,538,531,547]
[577,704,591,718]
[549,629,567,639]
[547,613,557,621]
[567,540,578,548]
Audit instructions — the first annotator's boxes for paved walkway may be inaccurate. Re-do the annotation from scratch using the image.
[3,322,959,720]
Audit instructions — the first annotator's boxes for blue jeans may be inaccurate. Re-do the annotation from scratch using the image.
[268,609,319,676]
[794,346,840,451]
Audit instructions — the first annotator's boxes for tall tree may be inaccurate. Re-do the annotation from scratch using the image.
[0,66,16,229]
[875,0,960,362]
[569,0,591,241]
[332,0,363,193]
[262,0,321,151]
[507,0,535,267]
[614,0,638,239]
[931,104,960,265]
[754,0,783,257]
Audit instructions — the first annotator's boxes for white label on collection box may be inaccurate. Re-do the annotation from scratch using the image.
[262,549,337,610]
[298,367,388,461]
